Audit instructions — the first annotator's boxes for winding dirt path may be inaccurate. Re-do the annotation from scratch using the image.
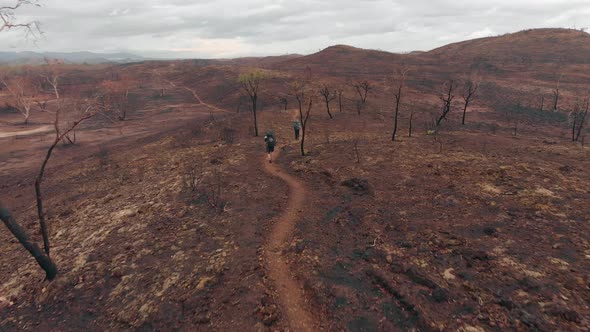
[262,148,316,331]
[159,70,315,329]
[165,78,230,114]
[0,125,53,139]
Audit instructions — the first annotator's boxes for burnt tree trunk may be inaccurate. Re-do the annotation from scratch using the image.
[408,111,414,137]
[572,117,577,142]
[251,95,258,137]
[0,203,57,280]
[299,98,313,156]
[575,101,589,142]
[392,85,402,141]
[35,140,59,256]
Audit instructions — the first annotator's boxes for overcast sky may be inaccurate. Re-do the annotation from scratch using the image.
[2,0,590,58]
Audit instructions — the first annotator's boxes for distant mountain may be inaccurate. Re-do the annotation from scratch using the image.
[271,28,590,76]
[422,28,590,65]
[0,51,147,65]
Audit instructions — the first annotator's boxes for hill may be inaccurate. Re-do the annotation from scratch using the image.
[0,51,146,65]
[423,28,590,65]
[272,44,406,75]
[1,28,590,331]
[271,28,590,76]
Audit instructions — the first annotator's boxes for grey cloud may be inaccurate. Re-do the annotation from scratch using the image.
[1,0,589,58]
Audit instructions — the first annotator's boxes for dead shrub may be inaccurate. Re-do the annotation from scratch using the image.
[182,161,226,213]
[97,144,110,169]
[184,161,205,192]
[220,127,236,145]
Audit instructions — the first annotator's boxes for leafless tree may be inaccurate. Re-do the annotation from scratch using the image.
[0,69,38,124]
[540,95,545,111]
[570,97,589,142]
[552,73,563,111]
[0,0,58,280]
[337,89,344,112]
[0,203,57,280]
[408,109,414,137]
[0,0,41,37]
[461,80,479,125]
[291,81,313,156]
[391,69,408,141]
[99,79,133,121]
[239,70,266,136]
[436,80,457,127]
[352,137,361,163]
[319,85,336,119]
[35,98,98,256]
[278,95,288,111]
[352,80,371,114]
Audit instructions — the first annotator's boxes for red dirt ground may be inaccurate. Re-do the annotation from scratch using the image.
[1,28,590,331]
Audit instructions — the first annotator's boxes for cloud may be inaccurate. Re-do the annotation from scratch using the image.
[1,0,589,58]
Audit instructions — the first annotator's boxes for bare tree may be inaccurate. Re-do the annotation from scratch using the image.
[352,80,371,114]
[552,73,563,111]
[391,69,408,141]
[352,137,361,163]
[99,79,133,121]
[337,89,344,112]
[408,109,414,137]
[570,97,589,142]
[291,81,313,156]
[0,69,38,124]
[436,80,457,127]
[0,202,57,280]
[239,70,266,136]
[319,85,336,119]
[279,95,288,111]
[0,0,41,36]
[0,0,58,280]
[461,80,479,125]
[35,98,98,256]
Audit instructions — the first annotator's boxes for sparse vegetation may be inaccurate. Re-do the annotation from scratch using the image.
[239,70,267,136]
[1,24,590,332]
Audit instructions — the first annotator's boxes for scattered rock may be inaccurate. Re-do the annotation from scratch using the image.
[111,268,123,279]
[443,268,456,280]
[340,178,374,195]
[196,276,214,290]
[112,208,138,220]
[460,325,485,332]
[194,312,211,324]
[256,304,279,327]
[294,241,305,254]
[432,287,449,303]
[497,297,515,310]
[547,305,581,323]
[483,227,497,236]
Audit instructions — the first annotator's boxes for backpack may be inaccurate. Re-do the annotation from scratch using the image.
[266,135,276,147]
[266,135,277,146]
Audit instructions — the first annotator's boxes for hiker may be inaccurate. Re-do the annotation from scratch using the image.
[264,131,276,163]
[293,119,300,140]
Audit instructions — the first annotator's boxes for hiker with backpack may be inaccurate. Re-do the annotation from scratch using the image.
[293,120,300,140]
[264,131,277,163]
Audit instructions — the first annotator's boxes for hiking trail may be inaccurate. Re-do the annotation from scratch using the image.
[165,78,229,114]
[262,115,316,331]
[157,72,315,329]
